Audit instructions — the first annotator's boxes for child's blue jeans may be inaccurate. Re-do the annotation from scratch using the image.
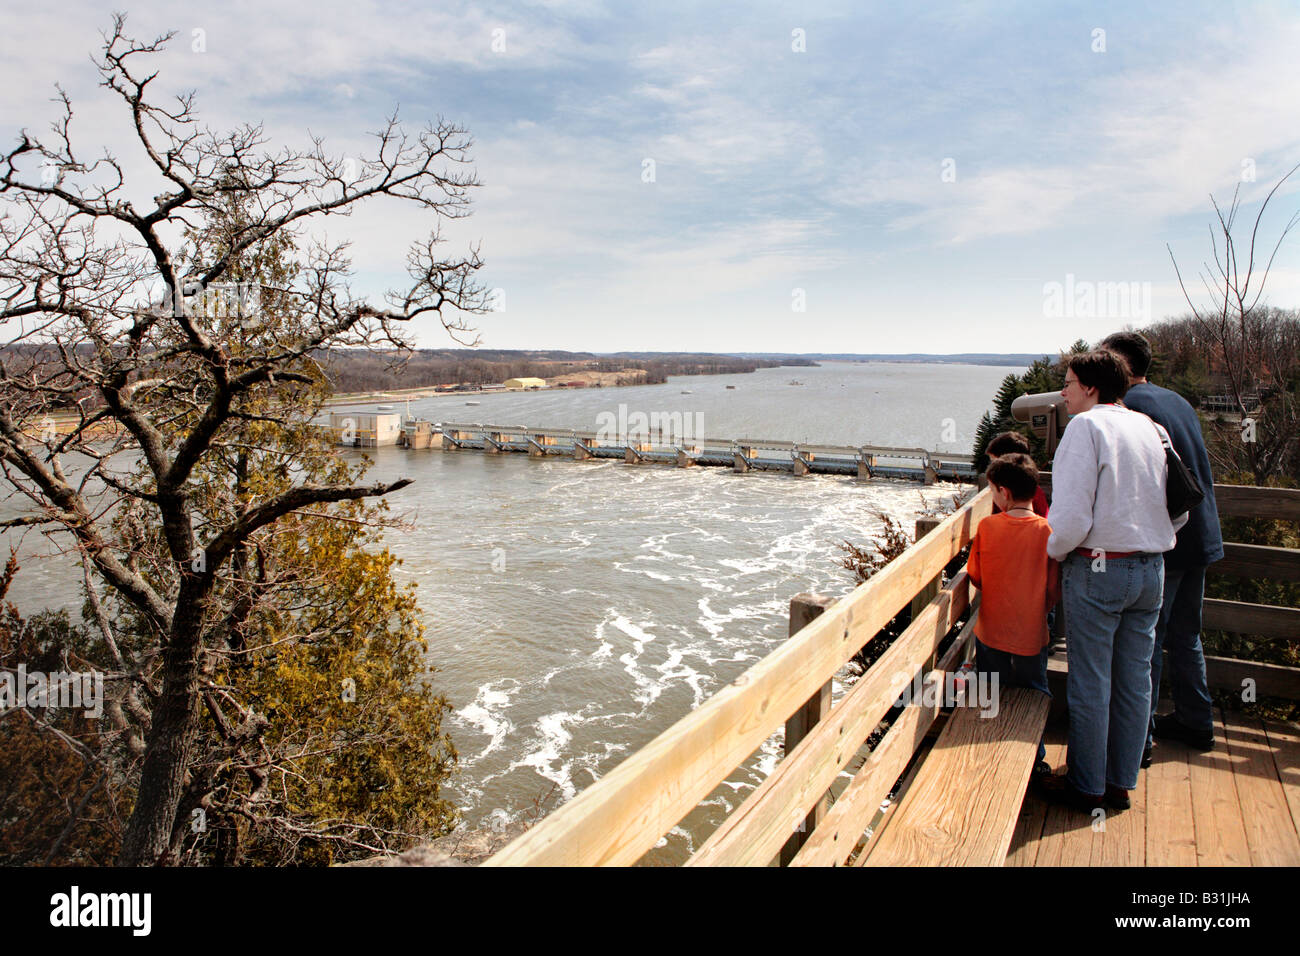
[974,637,1050,764]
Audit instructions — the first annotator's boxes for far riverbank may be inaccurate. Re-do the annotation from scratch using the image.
[322,368,651,409]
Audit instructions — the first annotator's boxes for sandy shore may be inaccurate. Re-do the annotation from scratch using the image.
[324,369,649,408]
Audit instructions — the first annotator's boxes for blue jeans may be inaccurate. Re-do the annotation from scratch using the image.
[1147,564,1213,746]
[975,638,1050,763]
[1061,552,1163,795]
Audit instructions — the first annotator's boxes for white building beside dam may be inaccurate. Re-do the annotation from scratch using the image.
[329,410,403,447]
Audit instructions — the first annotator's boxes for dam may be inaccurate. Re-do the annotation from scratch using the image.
[328,413,977,483]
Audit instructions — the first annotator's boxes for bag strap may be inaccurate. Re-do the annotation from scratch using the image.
[1138,410,1174,452]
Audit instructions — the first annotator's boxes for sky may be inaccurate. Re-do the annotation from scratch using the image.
[3,0,1299,354]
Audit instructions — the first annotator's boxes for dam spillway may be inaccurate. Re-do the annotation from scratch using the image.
[334,418,976,484]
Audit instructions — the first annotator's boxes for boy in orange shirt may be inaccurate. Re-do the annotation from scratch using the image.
[967,453,1060,770]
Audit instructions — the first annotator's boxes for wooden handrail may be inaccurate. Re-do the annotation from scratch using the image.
[791,607,979,866]
[1214,484,1300,521]
[686,571,973,866]
[1202,599,1300,644]
[1204,655,1300,699]
[1211,542,1300,583]
[483,487,994,866]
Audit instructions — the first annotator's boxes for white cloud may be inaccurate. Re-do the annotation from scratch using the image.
[3,3,1298,354]
[826,16,1300,245]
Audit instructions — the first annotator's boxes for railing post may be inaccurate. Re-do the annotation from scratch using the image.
[780,592,835,865]
[912,517,945,670]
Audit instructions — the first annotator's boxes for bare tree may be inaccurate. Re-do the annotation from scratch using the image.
[1167,163,1300,482]
[0,16,488,864]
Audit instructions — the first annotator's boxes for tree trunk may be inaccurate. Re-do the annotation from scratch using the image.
[117,603,205,866]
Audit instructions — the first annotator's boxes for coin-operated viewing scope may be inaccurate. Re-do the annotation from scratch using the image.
[1010,391,1071,459]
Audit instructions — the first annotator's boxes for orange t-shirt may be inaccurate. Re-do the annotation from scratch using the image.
[966,512,1061,656]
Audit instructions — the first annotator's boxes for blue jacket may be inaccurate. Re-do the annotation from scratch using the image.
[1122,382,1224,568]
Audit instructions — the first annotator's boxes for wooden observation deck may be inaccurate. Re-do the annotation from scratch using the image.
[484,483,1300,867]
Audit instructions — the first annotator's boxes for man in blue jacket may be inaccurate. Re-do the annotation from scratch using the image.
[1102,332,1224,758]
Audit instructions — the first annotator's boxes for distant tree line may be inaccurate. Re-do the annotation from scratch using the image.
[971,340,1088,473]
[968,313,1300,697]
[972,309,1300,484]
[318,349,797,392]
[0,345,808,407]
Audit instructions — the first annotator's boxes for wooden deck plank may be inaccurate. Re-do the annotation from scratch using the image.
[1056,786,1102,865]
[1145,741,1198,867]
[850,737,933,866]
[1188,709,1252,866]
[1006,714,1058,867]
[1029,732,1073,867]
[1263,720,1300,839]
[1096,753,1146,866]
[1005,776,1049,867]
[1033,726,1105,866]
[864,689,1049,867]
[1222,712,1300,866]
[1019,693,1295,870]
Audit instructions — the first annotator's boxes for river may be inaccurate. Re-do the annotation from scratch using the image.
[332,360,1019,861]
[2,359,1022,863]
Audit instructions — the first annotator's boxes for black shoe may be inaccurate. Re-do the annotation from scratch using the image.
[1141,745,1152,769]
[1033,760,1052,777]
[1152,713,1214,751]
[1104,785,1130,811]
[1034,772,1103,812]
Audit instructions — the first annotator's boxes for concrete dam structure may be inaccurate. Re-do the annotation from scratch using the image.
[388,419,976,483]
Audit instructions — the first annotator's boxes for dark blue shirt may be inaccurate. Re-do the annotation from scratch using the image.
[1122,382,1224,567]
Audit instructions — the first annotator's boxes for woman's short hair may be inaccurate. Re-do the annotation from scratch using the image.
[1068,349,1130,404]
[985,453,1039,501]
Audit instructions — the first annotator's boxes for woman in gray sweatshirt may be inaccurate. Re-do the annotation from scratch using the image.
[1036,350,1187,812]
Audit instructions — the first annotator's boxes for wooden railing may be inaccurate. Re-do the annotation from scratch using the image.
[1202,484,1300,700]
[484,487,994,866]
[483,482,1298,867]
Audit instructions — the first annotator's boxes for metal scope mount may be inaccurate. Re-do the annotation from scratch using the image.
[1010,390,1072,459]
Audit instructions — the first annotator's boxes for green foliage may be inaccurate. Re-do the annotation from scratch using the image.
[972,411,999,473]
[0,565,128,866]
[971,356,1068,471]
[991,373,1022,419]
[206,501,459,866]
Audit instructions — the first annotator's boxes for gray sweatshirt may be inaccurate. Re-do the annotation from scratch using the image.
[1046,403,1188,561]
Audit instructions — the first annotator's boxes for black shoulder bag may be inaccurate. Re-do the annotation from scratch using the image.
[1150,421,1204,518]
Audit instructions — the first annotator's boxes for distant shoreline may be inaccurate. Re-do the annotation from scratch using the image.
[731,353,1043,366]
[322,356,1034,409]
[324,372,651,409]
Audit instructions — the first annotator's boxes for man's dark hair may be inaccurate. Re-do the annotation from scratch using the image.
[1068,349,1130,404]
[987,430,1031,458]
[986,453,1039,502]
[1100,331,1152,379]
